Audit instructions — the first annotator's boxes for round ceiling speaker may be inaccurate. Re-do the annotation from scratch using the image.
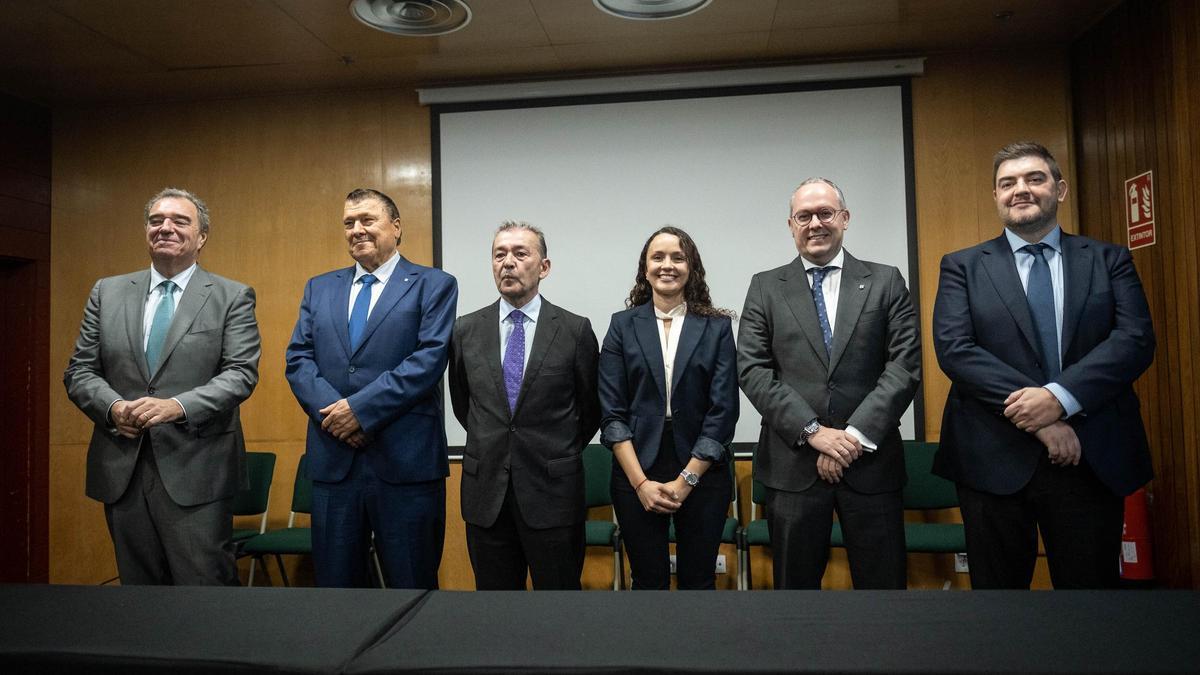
[593,0,712,21]
[350,0,472,36]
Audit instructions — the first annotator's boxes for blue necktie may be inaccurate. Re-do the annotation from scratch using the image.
[503,310,526,413]
[810,266,835,356]
[145,280,176,372]
[348,274,377,351]
[1023,244,1061,380]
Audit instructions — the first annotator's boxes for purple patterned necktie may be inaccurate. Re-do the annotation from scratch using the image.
[503,309,526,413]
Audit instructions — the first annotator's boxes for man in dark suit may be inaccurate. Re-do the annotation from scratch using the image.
[739,177,921,589]
[449,222,600,590]
[64,187,261,585]
[932,141,1155,589]
[285,188,457,589]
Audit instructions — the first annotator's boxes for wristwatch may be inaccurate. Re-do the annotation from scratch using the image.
[800,419,821,445]
[679,469,700,487]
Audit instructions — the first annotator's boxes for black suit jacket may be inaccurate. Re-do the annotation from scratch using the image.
[449,298,600,530]
[932,231,1155,496]
[738,252,921,494]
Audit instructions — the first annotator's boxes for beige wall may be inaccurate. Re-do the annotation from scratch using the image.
[50,48,1073,589]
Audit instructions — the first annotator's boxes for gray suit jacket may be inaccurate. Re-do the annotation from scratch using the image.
[64,265,261,507]
[738,252,921,494]
[449,298,600,530]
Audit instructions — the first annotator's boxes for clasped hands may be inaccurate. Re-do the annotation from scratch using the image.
[1004,387,1080,466]
[320,398,368,448]
[111,397,184,438]
[810,426,862,484]
[635,475,694,514]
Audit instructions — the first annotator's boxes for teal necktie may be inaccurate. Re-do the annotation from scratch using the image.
[145,280,177,372]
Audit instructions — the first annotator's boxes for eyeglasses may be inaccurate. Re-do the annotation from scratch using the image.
[790,208,846,226]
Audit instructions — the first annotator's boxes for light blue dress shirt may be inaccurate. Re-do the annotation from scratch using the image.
[498,293,541,377]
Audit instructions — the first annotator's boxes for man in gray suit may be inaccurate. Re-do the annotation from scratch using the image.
[738,177,920,589]
[64,187,261,585]
[449,222,600,590]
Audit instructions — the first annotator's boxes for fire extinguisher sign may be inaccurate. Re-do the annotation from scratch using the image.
[1125,171,1156,250]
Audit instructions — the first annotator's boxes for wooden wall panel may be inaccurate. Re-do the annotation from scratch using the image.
[50,49,1077,589]
[1072,0,1200,588]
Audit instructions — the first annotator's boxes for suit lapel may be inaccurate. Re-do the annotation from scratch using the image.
[1059,233,1093,363]
[151,267,213,380]
[125,272,152,383]
[331,267,354,358]
[828,252,871,373]
[779,258,830,368]
[353,256,421,357]
[671,312,705,393]
[632,302,668,402]
[513,299,561,415]
[980,234,1041,356]
[481,301,508,413]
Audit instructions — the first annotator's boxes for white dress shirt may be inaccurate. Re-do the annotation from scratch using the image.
[498,294,542,377]
[654,301,687,420]
[347,251,401,319]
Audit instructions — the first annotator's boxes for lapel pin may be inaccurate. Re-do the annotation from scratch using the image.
[858,284,865,290]
[404,277,409,282]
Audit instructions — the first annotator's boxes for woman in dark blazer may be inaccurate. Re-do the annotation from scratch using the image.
[598,226,739,590]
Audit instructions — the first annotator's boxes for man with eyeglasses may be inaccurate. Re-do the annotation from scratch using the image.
[738,177,921,589]
[64,187,261,585]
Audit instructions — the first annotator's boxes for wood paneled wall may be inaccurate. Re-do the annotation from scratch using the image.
[0,93,51,583]
[50,49,1077,589]
[1072,0,1200,588]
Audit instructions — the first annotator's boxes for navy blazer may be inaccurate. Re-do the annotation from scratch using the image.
[932,232,1155,496]
[598,302,738,468]
[285,255,458,484]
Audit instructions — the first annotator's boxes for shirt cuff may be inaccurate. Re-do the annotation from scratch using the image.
[171,397,188,422]
[600,420,632,448]
[845,425,877,452]
[691,436,727,463]
[106,399,122,427]
[1044,384,1082,418]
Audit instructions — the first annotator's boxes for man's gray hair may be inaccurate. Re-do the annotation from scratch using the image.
[144,187,211,234]
[790,177,848,213]
[495,220,547,258]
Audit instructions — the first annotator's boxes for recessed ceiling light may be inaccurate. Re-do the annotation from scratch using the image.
[349,0,472,37]
[593,0,712,21]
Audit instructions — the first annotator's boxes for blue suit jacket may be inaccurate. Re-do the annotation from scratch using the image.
[285,255,458,484]
[932,232,1155,496]
[598,303,738,468]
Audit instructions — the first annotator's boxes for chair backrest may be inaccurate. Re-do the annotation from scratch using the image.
[582,444,613,508]
[902,441,958,510]
[232,451,276,516]
[291,454,314,515]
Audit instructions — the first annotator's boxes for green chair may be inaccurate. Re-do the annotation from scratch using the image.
[900,440,967,558]
[231,451,276,582]
[667,459,741,589]
[583,444,623,590]
[739,465,770,590]
[242,454,312,587]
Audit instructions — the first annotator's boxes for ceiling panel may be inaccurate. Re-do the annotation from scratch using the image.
[49,0,335,69]
[771,0,901,30]
[553,31,772,72]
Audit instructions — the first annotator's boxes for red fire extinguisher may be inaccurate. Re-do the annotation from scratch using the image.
[1120,487,1154,581]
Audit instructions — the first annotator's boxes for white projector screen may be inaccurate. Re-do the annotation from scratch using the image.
[434,81,920,449]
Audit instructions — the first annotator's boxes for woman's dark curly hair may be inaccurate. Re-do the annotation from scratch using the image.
[625,226,735,319]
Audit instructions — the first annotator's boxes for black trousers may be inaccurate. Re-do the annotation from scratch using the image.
[765,481,906,590]
[104,440,237,586]
[465,477,585,590]
[612,426,731,590]
[957,454,1124,589]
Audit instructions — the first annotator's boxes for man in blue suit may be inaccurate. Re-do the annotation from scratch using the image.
[933,142,1155,589]
[286,188,458,588]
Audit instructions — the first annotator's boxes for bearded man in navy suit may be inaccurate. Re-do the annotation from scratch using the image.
[286,188,458,588]
[933,142,1155,589]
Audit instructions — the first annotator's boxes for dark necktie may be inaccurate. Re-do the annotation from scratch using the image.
[145,280,176,372]
[348,274,377,351]
[1022,244,1061,380]
[503,309,526,413]
[810,266,835,356]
